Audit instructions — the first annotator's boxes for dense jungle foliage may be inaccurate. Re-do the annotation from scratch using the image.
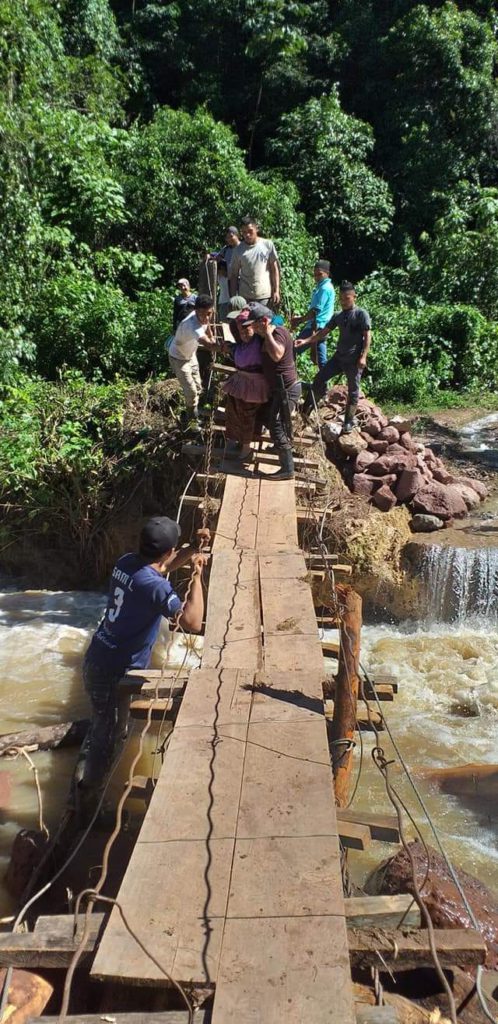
[1,0,498,543]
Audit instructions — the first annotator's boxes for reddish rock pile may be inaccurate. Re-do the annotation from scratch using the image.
[321,387,488,528]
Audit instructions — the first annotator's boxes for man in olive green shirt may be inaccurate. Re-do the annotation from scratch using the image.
[229,216,280,307]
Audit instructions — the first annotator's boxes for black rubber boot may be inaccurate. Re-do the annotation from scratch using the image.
[266,447,295,480]
[342,402,358,435]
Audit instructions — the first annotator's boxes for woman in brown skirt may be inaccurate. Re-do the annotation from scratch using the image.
[223,311,270,463]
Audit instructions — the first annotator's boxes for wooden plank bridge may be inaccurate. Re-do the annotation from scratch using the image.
[91,471,356,1022]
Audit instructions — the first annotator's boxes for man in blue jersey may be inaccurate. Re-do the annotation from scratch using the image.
[291,260,335,369]
[82,517,209,787]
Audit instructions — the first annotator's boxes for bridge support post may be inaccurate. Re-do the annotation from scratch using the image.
[330,584,362,807]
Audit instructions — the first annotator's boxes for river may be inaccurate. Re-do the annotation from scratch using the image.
[1,413,497,914]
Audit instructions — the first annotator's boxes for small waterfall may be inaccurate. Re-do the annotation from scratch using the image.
[420,545,498,623]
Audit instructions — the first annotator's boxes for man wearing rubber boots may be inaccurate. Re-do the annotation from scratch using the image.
[298,282,371,433]
[246,303,300,480]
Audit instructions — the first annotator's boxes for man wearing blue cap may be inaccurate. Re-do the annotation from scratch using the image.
[82,519,209,787]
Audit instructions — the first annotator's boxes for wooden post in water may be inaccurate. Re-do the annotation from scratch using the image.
[330,584,362,807]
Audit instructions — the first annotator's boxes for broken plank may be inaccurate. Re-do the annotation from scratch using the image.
[127,775,154,801]
[337,809,400,844]
[338,821,372,851]
[345,895,420,929]
[348,927,486,971]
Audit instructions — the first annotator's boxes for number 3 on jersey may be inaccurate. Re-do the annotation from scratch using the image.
[108,586,125,622]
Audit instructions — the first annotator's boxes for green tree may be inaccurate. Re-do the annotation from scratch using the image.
[267,91,394,277]
[121,106,317,310]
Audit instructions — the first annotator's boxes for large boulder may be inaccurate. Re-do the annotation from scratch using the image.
[396,468,425,503]
[372,484,397,511]
[456,476,489,500]
[399,432,417,452]
[368,438,389,454]
[379,425,400,444]
[337,430,368,457]
[355,450,378,473]
[432,467,455,485]
[352,474,377,497]
[452,482,482,510]
[412,482,468,520]
[362,418,383,437]
[365,839,498,969]
[321,420,342,444]
[370,451,416,476]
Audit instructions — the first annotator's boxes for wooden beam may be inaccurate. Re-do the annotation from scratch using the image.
[0,915,105,968]
[337,809,400,844]
[32,1015,208,1024]
[348,927,486,971]
[324,699,384,731]
[120,671,189,698]
[0,720,89,757]
[182,443,316,468]
[338,821,372,850]
[310,565,353,578]
[322,639,340,657]
[212,361,235,374]
[345,895,420,929]
[129,697,180,720]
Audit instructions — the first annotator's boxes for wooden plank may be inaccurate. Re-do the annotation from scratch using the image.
[212,474,260,552]
[348,927,486,971]
[236,719,338,839]
[260,578,319,637]
[344,895,420,929]
[138,722,248,843]
[212,916,355,1024]
[0,915,105,968]
[264,632,326,675]
[337,809,400,844]
[202,550,262,670]
[36,1015,208,1024]
[338,821,371,850]
[214,423,315,446]
[227,836,344,918]
[129,698,179,720]
[92,840,233,986]
[120,672,188,697]
[250,670,326,717]
[175,668,253,729]
[311,566,353,578]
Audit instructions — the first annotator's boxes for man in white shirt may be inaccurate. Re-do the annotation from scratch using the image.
[228,216,280,307]
[168,294,216,427]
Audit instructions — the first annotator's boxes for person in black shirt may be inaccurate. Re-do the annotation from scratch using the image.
[299,282,371,433]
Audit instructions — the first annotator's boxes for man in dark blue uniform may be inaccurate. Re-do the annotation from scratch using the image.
[82,517,209,787]
[299,282,371,433]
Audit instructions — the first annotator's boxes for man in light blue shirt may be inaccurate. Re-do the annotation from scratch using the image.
[291,259,335,369]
